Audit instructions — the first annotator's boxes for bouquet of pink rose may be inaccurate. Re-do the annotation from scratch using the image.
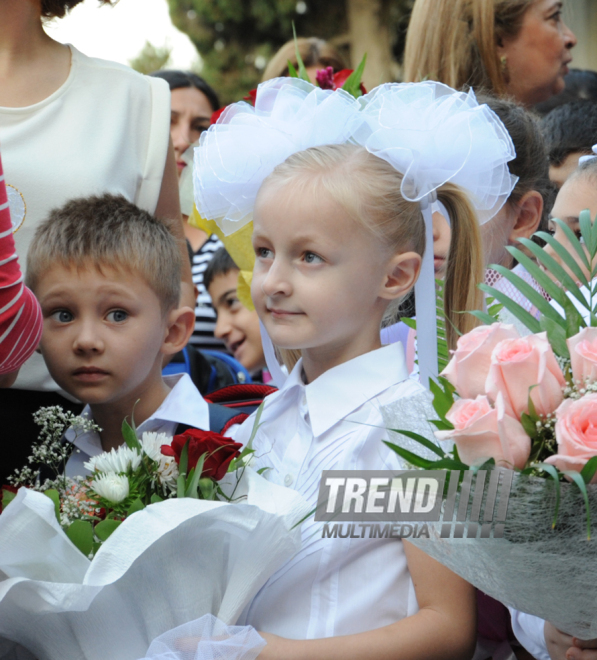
[382,210,597,637]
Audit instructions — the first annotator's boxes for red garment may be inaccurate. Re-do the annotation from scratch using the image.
[0,153,42,375]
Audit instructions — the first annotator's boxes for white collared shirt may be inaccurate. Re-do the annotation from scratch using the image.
[64,374,210,478]
[233,343,427,639]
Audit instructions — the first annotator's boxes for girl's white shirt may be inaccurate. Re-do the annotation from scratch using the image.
[232,342,426,639]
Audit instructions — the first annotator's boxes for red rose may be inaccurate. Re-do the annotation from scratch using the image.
[332,69,367,95]
[243,89,257,105]
[210,107,227,125]
[161,430,243,481]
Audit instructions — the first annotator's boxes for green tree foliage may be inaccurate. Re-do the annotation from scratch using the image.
[167,0,413,104]
[129,41,172,75]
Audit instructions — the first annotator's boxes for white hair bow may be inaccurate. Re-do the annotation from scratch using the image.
[579,144,597,165]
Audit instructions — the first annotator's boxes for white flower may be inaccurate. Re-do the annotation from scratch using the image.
[140,432,171,462]
[84,445,142,475]
[90,474,130,503]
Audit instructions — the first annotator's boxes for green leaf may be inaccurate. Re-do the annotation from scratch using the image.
[536,462,562,529]
[401,317,416,330]
[515,240,590,310]
[185,454,206,498]
[470,310,500,326]
[479,283,542,334]
[199,477,215,500]
[1,488,16,511]
[383,441,434,469]
[126,498,145,515]
[579,209,596,256]
[562,470,592,539]
[66,520,94,556]
[121,418,141,450]
[179,439,189,478]
[429,377,455,422]
[540,316,570,359]
[176,474,186,499]
[150,494,163,504]
[390,429,445,458]
[256,467,270,475]
[520,413,538,439]
[43,489,61,520]
[248,401,266,446]
[425,457,470,470]
[580,456,597,485]
[341,53,367,98]
[291,23,310,82]
[430,419,453,431]
[491,260,569,328]
[287,60,299,78]
[553,218,591,271]
[94,519,122,542]
[535,231,590,289]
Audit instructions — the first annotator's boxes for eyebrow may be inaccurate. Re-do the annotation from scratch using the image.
[548,215,579,224]
[217,288,237,306]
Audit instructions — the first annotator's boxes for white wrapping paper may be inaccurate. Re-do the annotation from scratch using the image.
[0,469,309,660]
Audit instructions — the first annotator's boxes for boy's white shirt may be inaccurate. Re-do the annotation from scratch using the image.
[232,342,428,639]
[64,374,210,478]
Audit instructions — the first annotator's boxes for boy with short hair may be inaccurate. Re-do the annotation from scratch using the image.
[540,100,597,188]
[204,248,267,379]
[27,194,235,477]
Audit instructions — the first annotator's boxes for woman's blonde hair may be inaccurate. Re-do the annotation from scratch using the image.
[262,38,346,82]
[259,144,484,370]
[403,0,535,96]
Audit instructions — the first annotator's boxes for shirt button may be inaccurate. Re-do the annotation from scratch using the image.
[284,474,294,486]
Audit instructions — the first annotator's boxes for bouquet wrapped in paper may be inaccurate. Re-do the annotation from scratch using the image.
[383,210,597,637]
[0,409,310,660]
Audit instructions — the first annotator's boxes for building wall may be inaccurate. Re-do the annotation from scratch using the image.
[564,0,597,72]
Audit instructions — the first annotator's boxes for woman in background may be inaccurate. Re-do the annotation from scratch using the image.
[150,70,226,351]
[404,0,576,107]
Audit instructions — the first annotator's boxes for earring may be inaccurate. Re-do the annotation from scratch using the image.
[500,55,508,75]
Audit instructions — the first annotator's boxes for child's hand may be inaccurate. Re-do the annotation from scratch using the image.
[545,622,597,660]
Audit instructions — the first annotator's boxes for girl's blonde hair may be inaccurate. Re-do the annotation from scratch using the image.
[259,144,484,370]
[403,0,535,96]
[262,38,346,82]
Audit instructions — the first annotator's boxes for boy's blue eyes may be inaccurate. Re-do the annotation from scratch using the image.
[50,310,128,323]
[304,252,323,264]
[107,310,128,323]
[52,310,74,323]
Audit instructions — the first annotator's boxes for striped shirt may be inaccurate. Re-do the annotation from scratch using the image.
[0,154,42,375]
[189,233,226,350]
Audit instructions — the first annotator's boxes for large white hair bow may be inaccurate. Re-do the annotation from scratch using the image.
[194,78,363,237]
[354,82,518,223]
[353,82,518,385]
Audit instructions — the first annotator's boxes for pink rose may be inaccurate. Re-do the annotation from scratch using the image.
[436,394,531,469]
[568,327,597,385]
[545,394,597,480]
[486,332,565,419]
[441,323,520,399]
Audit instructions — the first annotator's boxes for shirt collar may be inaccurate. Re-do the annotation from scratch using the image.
[281,343,409,438]
[65,373,210,454]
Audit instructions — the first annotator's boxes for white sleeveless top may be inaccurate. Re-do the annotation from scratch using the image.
[0,45,170,392]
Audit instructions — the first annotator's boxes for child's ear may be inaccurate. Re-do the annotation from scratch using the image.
[161,306,195,356]
[380,251,422,301]
[508,190,543,244]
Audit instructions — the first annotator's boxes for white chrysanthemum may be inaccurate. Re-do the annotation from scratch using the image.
[140,432,171,462]
[84,445,142,475]
[90,474,130,503]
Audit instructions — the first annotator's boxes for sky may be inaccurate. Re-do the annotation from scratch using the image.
[45,0,199,70]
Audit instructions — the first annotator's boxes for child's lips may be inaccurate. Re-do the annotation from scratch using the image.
[267,307,302,319]
[72,366,109,382]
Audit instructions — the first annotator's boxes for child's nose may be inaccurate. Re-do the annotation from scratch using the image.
[72,321,104,354]
[261,260,292,298]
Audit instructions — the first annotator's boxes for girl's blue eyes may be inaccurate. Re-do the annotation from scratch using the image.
[304,252,323,264]
[257,247,273,259]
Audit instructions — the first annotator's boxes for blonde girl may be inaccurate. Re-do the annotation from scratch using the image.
[194,78,517,659]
